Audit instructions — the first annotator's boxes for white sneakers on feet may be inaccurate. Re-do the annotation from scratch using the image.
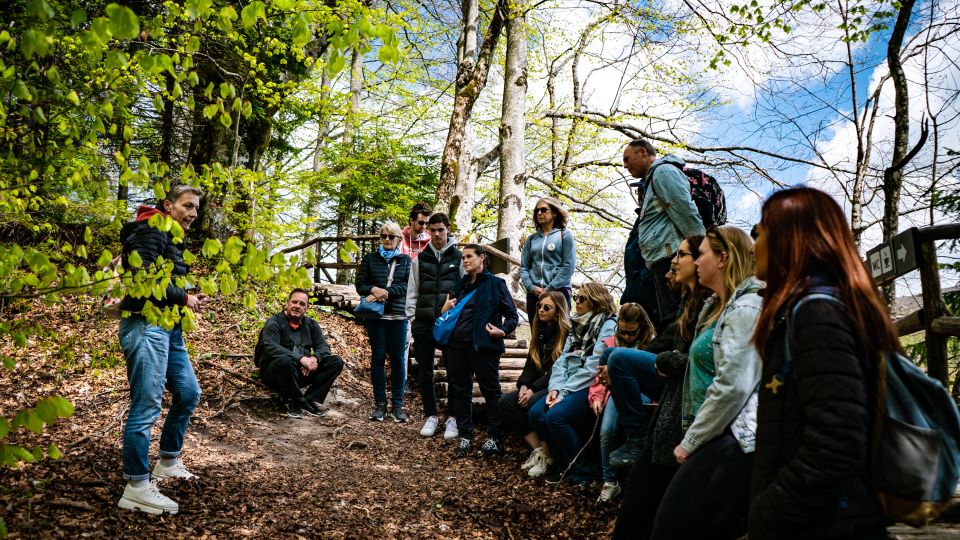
[420,416,440,437]
[528,451,554,478]
[153,459,197,480]
[521,447,544,471]
[118,480,179,514]
[442,417,459,440]
[597,481,622,503]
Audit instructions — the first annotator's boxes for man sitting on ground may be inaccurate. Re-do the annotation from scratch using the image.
[255,289,344,418]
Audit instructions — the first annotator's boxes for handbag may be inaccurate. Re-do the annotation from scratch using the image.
[353,259,397,319]
[432,289,477,346]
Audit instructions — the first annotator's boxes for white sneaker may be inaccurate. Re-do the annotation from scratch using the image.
[153,459,196,481]
[597,481,622,503]
[118,480,179,514]
[521,447,544,471]
[420,416,440,437]
[442,417,459,440]
[528,452,554,478]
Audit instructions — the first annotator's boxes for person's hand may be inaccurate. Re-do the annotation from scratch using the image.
[517,386,531,407]
[485,323,504,338]
[592,400,603,416]
[532,286,546,298]
[300,356,318,374]
[597,365,610,386]
[674,445,690,464]
[185,293,208,312]
[441,294,457,313]
[371,287,389,302]
[546,390,561,408]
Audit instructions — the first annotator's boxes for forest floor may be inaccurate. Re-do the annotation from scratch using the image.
[1,296,960,539]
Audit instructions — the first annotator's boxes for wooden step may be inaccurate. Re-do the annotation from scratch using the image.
[435,381,516,398]
[411,357,527,370]
[434,370,521,383]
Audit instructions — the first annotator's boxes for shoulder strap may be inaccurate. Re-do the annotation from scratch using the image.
[778,287,844,385]
[386,259,398,287]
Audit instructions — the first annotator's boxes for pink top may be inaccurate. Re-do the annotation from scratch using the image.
[588,336,617,410]
[401,225,431,260]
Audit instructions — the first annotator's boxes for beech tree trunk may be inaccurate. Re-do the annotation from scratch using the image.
[496,0,528,257]
[335,45,365,284]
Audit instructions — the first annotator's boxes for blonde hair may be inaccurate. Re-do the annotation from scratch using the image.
[530,291,571,370]
[577,282,617,316]
[617,303,655,348]
[380,221,403,237]
[702,226,755,325]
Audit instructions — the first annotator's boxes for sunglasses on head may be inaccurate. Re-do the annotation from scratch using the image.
[617,326,641,337]
[537,302,554,312]
[706,225,730,252]
[534,207,551,214]
[380,234,398,240]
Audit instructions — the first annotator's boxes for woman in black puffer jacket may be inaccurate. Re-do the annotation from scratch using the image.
[356,222,412,424]
[749,187,896,539]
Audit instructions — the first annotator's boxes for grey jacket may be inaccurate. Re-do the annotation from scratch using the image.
[680,275,764,455]
[549,317,617,396]
[636,155,705,262]
[519,228,576,292]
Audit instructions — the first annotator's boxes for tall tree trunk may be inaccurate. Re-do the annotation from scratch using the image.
[496,0,528,257]
[304,57,334,244]
[882,0,916,304]
[449,0,480,233]
[335,45,364,284]
[435,0,506,212]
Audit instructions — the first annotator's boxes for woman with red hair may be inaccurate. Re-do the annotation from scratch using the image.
[749,187,895,539]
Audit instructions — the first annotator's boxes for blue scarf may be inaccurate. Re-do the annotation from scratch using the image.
[378,245,400,261]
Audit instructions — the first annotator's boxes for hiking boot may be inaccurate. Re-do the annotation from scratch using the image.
[152,459,196,481]
[392,406,409,423]
[597,481,622,503]
[527,452,554,478]
[443,417,459,439]
[521,447,544,471]
[480,438,500,457]
[118,480,178,514]
[287,401,304,419]
[456,437,471,457]
[302,399,325,418]
[419,416,440,437]
[609,438,646,468]
[369,402,387,422]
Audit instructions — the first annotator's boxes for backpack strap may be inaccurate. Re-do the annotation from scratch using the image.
[769,286,845,394]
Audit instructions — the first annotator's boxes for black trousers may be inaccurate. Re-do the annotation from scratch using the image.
[445,344,503,440]
[261,355,344,404]
[613,443,679,540]
[412,322,445,417]
[649,432,752,540]
[498,388,548,437]
[649,255,681,334]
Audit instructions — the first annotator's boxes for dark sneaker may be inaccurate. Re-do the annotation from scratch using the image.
[480,438,500,457]
[609,438,646,468]
[302,400,324,418]
[456,437,471,457]
[286,402,304,419]
[391,406,409,423]
[369,402,387,422]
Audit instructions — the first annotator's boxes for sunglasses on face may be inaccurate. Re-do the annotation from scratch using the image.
[706,225,730,252]
[617,326,641,337]
[416,220,428,226]
[537,302,554,312]
[573,295,588,304]
[534,207,551,214]
[380,234,398,240]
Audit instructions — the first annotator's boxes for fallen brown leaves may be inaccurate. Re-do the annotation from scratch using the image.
[0,296,618,539]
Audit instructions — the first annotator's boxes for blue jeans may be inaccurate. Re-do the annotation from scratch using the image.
[120,316,201,481]
[529,388,595,483]
[366,318,408,407]
[600,399,621,482]
[607,348,665,441]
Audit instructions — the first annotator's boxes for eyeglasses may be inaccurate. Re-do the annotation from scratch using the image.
[706,225,730,252]
[416,220,428,226]
[534,207,551,214]
[380,234,398,240]
[573,294,588,304]
[537,302,554,312]
[617,326,641,337]
[676,250,694,259]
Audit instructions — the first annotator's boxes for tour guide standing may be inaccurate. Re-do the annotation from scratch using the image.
[519,196,576,324]
[117,185,206,515]
[622,139,704,331]
[405,213,463,439]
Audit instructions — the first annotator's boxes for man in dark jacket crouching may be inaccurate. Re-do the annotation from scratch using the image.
[255,289,344,418]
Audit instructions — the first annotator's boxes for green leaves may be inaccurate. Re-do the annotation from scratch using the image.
[186,0,214,19]
[106,4,139,40]
[2,395,73,467]
[21,29,52,59]
[241,1,267,28]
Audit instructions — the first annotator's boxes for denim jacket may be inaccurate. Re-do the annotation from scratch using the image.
[548,317,617,397]
[636,155,705,262]
[681,275,763,455]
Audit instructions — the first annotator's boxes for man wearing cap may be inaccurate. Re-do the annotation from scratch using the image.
[622,139,704,331]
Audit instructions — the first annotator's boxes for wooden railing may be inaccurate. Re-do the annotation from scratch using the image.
[873,224,960,386]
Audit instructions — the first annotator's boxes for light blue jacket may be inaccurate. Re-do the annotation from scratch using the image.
[548,317,617,396]
[636,155,705,262]
[680,275,764,455]
[520,228,576,292]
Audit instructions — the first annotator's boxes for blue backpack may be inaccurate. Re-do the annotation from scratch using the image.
[784,288,960,527]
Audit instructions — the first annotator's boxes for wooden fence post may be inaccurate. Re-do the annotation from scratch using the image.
[919,239,949,386]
